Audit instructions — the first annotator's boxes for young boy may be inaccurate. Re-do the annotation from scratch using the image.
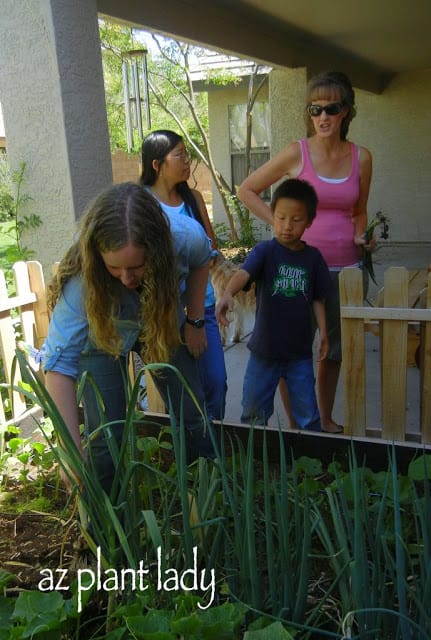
[216,178,333,430]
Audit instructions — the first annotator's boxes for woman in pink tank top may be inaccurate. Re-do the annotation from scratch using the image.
[237,71,373,433]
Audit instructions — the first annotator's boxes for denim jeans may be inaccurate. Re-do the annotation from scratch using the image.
[78,344,217,491]
[196,305,227,420]
[241,352,321,431]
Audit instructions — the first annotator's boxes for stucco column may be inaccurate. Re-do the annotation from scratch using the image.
[269,67,307,158]
[0,0,112,272]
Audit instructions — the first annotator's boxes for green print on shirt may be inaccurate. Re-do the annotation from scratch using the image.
[271,264,309,298]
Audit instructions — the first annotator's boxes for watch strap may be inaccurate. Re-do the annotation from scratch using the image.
[185,316,205,328]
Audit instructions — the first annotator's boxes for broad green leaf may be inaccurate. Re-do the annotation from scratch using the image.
[244,620,296,639]
[12,590,66,623]
[0,596,15,639]
[11,591,68,638]
[408,454,431,481]
[125,610,174,638]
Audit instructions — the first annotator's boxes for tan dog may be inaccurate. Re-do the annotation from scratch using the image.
[210,253,255,345]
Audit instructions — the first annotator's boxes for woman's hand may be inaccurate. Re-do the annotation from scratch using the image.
[354,231,376,252]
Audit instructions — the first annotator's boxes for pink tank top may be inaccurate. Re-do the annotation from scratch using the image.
[297,138,360,268]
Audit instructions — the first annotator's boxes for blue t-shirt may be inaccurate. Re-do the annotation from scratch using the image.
[243,239,333,360]
[42,211,212,379]
[152,198,216,308]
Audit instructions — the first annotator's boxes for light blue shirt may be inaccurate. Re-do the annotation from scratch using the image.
[152,198,217,308]
[42,211,212,379]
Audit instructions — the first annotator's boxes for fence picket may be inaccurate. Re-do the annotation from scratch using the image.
[27,261,50,349]
[339,268,366,435]
[0,268,27,417]
[13,261,37,348]
[381,267,409,440]
[340,266,431,443]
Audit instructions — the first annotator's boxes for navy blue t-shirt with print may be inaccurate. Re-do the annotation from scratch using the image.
[243,239,333,361]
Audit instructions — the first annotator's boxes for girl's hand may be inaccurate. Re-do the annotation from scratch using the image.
[184,323,208,359]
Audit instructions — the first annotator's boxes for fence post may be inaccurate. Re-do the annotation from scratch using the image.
[27,261,50,349]
[381,267,408,440]
[339,267,366,435]
[13,261,37,348]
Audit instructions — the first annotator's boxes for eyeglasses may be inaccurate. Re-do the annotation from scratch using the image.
[307,102,344,117]
[171,149,190,162]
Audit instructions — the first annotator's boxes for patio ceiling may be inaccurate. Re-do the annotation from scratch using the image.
[97,0,431,93]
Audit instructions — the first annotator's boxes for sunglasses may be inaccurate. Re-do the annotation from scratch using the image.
[307,102,344,117]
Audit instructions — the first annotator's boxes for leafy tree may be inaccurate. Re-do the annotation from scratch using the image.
[99,18,268,243]
[99,20,139,151]
[99,20,204,154]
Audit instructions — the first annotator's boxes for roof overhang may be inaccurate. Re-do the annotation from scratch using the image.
[97,0,431,94]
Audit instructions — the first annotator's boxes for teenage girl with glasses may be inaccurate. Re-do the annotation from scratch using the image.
[140,130,227,421]
[237,71,374,434]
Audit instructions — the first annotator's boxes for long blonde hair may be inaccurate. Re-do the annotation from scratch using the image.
[48,183,181,363]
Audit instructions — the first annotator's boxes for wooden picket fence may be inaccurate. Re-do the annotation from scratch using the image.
[340,267,431,443]
[1,261,430,444]
[0,261,50,425]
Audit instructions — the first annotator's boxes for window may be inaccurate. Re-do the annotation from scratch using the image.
[229,102,270,199]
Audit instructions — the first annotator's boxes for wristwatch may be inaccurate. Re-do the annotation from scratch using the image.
[185,316,205,329]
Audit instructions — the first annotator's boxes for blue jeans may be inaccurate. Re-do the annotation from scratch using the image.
[196,305,227,420]
[79,344,217,491]
[241,352,321,431]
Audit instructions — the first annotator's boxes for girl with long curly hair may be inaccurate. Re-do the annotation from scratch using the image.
[43,182,216,489]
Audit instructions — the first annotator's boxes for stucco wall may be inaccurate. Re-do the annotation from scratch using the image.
[269,67,307,157]
[349,69,431,244]
[0,0,112,273]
